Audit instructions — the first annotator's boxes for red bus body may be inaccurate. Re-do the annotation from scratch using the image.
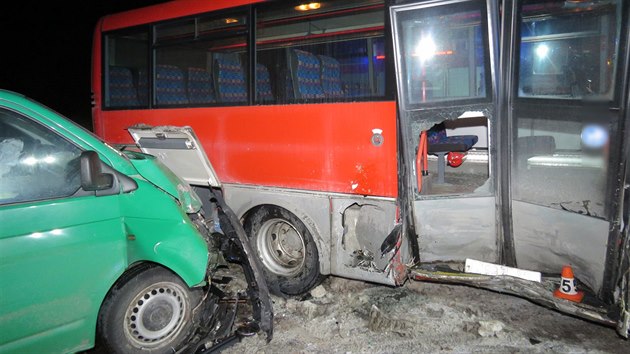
[92,0,397,198]
[93,103,396,197]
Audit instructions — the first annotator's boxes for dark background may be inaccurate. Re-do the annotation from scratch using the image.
[1,1,168,129]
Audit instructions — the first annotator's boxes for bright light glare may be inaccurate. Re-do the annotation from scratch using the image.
[30,232,44,239]
[43,155,56,164]
[415,36,436,63]
[536,44,549,59]
[581,124,609,149]
[295,2,321,11]
[23,156,37,165]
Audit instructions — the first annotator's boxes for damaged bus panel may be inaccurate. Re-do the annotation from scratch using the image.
[391,0,629,337]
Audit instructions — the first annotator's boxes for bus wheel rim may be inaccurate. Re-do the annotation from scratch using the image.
[257,218,306,277]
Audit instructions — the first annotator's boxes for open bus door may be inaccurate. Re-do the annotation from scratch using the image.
[391,0,630,336]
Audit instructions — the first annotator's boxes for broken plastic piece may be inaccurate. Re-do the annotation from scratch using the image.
[465,258,541,282]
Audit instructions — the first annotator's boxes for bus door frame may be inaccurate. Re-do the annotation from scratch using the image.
[390,0,503,267]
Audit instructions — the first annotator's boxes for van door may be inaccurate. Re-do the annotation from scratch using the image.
[390,0,501,267]
[0,108,125,352]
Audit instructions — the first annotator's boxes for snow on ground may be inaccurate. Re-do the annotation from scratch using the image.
[227,276,630,353]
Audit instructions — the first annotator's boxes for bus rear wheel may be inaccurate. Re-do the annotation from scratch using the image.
[245,206,320,296]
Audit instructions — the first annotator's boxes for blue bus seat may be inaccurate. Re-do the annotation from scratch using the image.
[187,67,215,104]
[289,49,325,100]
[256,63,274,102]
[317,55,345,99]
[214,56,247,103]
[108,66,139,107]
[155,65,189,105]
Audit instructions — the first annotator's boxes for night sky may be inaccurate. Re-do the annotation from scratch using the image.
[1,1,168,129]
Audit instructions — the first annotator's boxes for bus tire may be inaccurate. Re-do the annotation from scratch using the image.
[97,265,201,354]
[245,206,321,296]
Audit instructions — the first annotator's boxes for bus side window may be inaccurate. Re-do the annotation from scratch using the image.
[104,29,149,109]
[152,12,249,107]
[256,0,388,105]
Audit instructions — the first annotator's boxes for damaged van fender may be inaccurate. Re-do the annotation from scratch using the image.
[128,125,274,350]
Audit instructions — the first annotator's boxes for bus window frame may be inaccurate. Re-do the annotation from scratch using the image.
[100,1,395,110]
[391,0,494,112]
[254,1,392,105]
[102,25,151,111]
[512,0,625,108]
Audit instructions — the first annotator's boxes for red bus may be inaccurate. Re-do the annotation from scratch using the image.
[93,0,630,334]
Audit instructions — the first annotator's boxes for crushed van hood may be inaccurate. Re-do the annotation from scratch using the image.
[125,150,202,213]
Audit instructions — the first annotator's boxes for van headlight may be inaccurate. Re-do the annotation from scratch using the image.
[176,183,203,213]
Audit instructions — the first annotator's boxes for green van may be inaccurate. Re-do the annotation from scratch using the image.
[0,90,272,353]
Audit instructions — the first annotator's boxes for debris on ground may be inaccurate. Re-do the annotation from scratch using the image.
[224,276,630,353]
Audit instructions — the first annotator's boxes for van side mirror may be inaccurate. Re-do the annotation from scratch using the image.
[80,151,114,191]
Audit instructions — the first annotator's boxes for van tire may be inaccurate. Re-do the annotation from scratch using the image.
[245,206,321,296]
[97,266,201,354]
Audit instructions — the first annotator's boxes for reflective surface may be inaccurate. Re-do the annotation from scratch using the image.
[518,0,621,99]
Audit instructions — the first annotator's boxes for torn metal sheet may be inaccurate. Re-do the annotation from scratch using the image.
[330,198,407,286]
[410,268,615,328]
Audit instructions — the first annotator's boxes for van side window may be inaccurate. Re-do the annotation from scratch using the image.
[0,109,82,205]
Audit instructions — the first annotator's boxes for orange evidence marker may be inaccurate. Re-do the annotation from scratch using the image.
[553,265,584,303]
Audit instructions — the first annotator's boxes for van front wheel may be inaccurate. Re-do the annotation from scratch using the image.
[98,266,200,354]
[245,206,321,296]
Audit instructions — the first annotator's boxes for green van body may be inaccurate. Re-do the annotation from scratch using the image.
[0,90,210,353]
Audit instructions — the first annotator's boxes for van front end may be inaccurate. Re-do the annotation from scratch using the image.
[121,149,274,352]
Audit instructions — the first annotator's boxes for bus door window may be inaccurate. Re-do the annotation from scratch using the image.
[518,1,617,100]
[255,0,388,104]
[422,117,490,196]
[395,2,492,197]
[513,0,621,219]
